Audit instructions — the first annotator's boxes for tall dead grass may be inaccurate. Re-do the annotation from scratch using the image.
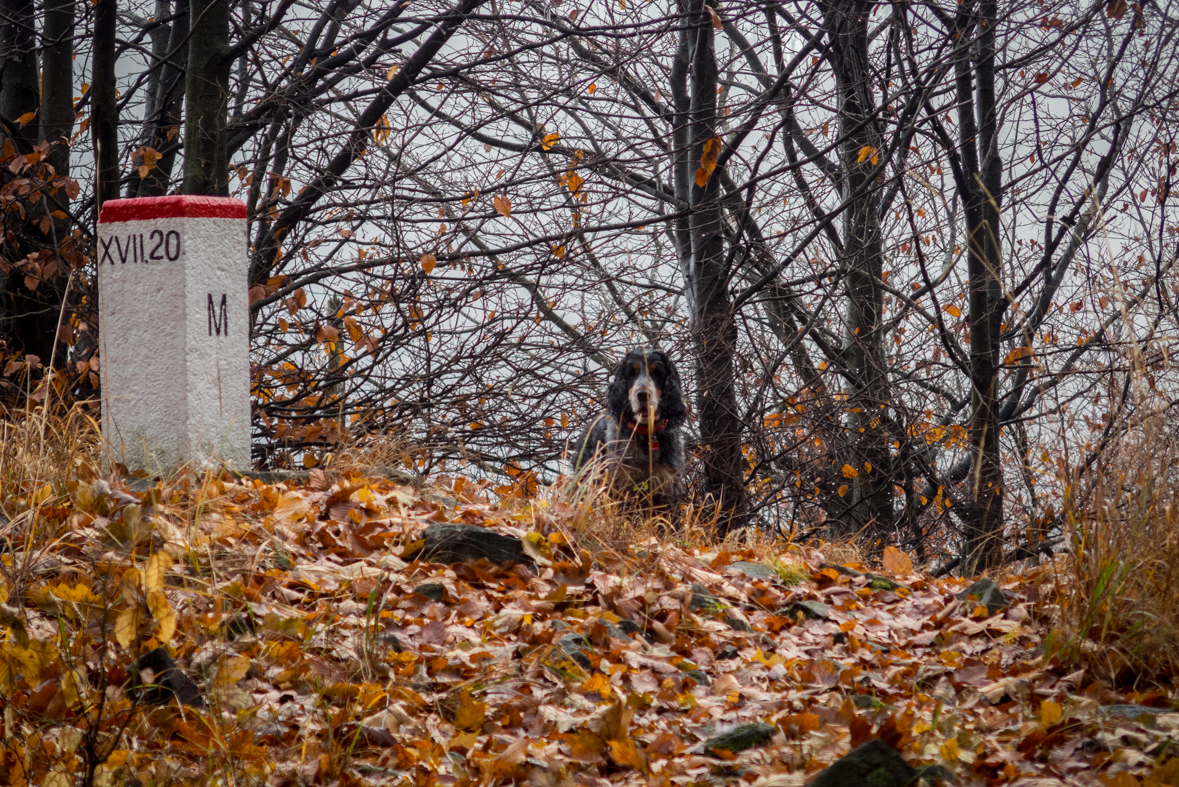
[1049,410,1179,683]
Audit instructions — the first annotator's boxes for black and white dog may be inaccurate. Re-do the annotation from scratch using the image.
[573,349,687,515]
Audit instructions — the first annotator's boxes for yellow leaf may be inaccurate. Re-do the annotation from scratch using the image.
[421,253,437,274]
[115,606,139,648]
[16,111,36,127]
[454,690,486,731]
[580,672,611,699]
[856,146,877,164]
[1003,346,1033,364]
[941,737,960,761]
[145,551,172,594]
[386,64,400,80]
[1041,699,1063,725]
[541,132,560,150]
[695,136,722,187]
[493,195,511,217]
[373,114,392,144]
[837,484,848,497]
[818,360,828,370]
[841,464,859,479]
[146,589,176,642]
[944,304,961,318]
[552,245,566,258]
[215,655,251,693]
[565,172,584,193]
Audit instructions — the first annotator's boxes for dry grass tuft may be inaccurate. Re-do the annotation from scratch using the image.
[1048,411,1179,684]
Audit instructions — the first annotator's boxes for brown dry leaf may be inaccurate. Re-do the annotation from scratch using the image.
[454,690,486,731]
[881,547,913,576]
[493,195,512,217]
[705,5,722,28]
[421,254,437,274]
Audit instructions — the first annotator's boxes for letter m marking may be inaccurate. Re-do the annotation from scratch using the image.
[208,293,228,337]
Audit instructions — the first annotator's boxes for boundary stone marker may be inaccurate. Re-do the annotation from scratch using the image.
[98,195,250,471]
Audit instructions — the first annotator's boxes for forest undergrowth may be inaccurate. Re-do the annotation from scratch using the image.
[0,409,1177,787]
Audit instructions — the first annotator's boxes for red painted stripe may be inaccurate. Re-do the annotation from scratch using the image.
[100,195,247,223]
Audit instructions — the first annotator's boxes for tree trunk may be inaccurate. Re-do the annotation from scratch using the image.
[821,0,892,539]
[92,0,120,208]
[1,0,46,360]
[183,0,230,195]
[687,0,747,534]
[959,0,1004,573]
[127,0,187,198]
[41,0,74,178]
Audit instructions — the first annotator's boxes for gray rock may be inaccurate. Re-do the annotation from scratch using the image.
[850,694,887,710]
[557,633,594,669]
[418,523,531,567]
[615,619,644,639]
[412,582,445,602]
[716,644,740,660]
[690,584,722,611]
[777,600,832,620]
[957,578,1009,615]
[1098,704,1174,723]
[727,562,779,581]
[725,617,754,632]
[682,668,711,686]
[696,723,777,756]
[806,739,917,787]
[599,619,633,642]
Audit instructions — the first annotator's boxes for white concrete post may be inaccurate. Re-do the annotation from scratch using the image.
[98,196,251,472]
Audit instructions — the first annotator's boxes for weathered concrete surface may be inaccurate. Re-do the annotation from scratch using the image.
[99,196,250,472]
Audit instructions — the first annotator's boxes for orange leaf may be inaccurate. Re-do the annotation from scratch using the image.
[541,132,559,150]
[1003,346,1033,364]
[16,111,36,127]
[695,136,722,187]
[608,739,650,774]
[493,195,511,217]
[841,464,859,479]
[881,546,913,576]
[421,253,436,274]
[944,304,961,318]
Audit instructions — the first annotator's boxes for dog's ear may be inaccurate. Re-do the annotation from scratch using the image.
[658,353,688,427]
[606,357,630,418]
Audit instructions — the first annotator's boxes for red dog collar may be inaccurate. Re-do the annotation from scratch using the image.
[622,418,666,450]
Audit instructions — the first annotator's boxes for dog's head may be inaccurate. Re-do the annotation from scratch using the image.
[606,348,686,429]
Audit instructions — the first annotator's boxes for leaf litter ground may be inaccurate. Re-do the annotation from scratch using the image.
[6,468,1179,787]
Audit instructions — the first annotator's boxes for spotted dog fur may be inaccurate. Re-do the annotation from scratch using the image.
[574,349,687,517]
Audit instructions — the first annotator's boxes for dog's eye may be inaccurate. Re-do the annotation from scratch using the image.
[631,362,641,377]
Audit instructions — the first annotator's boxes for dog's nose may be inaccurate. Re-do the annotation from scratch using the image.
[636,390,649,405]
